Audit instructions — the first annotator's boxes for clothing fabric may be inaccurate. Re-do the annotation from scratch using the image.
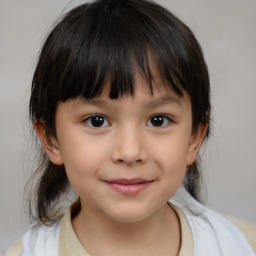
[5,186,255,256]
[170,187,255,255]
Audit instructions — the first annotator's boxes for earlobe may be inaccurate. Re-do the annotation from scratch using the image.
[186,123,208,166]
[33,119,64,166]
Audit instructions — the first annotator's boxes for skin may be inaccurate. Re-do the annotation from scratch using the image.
[34,77,207,256]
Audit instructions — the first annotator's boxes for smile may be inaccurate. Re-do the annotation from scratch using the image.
[104,178,154,195]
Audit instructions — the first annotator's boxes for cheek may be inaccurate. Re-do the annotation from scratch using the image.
[149,135,189,190]
[59,136,110,186]
[151,135,190,170]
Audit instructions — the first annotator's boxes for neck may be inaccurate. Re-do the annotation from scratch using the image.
[72,202,181,256]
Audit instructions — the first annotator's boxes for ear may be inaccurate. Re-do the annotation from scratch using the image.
[33,119,64,166]
[186,123,208,166]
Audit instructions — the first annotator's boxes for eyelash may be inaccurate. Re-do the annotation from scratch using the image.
[83,114,173,128]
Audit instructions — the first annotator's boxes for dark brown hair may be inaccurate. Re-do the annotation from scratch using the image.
[29,0,211,223]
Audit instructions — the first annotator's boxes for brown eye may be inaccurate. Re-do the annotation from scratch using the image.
[147,115,171,127]
[84,115,110,128]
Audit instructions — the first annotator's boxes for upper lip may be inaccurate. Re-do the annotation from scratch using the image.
[105,178,153,185]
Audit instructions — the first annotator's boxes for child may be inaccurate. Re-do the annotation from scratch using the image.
[6,0,255,255]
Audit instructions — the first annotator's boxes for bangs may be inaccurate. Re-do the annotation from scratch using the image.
[41,0,191,102]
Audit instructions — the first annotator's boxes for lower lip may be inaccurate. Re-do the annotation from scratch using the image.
[106,182,152,195]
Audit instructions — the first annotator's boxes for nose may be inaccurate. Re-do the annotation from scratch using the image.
[111,126,147,166]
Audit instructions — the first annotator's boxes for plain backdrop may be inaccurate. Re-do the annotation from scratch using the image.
[0,0,256,252]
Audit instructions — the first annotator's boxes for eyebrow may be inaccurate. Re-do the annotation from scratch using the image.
[146,94,182,108]
[73,94,182,109]
[72,98,108,109]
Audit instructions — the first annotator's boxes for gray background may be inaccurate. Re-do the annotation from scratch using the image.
[1,0,256,252]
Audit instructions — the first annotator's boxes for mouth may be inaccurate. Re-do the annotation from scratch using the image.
[104,178,154,195]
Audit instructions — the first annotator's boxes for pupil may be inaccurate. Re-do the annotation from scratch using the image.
[152,116,164,126]
[91,116,104,127]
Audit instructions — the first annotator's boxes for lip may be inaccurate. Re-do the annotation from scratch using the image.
[104,178,154,195]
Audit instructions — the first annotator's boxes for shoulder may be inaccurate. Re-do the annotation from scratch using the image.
[170,187,255,256]
[5,220,61,256]
[5,240,22,256]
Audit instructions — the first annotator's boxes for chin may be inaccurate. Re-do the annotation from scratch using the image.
[107,206,153,223]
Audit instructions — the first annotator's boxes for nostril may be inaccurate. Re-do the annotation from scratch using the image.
[116,157,144,165]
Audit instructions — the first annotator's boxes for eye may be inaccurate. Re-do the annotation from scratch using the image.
[84,115,110,128]
[147,115,172,127]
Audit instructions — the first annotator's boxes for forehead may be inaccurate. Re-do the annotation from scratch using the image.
[71,80,190,111]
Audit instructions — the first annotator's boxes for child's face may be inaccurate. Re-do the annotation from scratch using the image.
[38,76,206,223]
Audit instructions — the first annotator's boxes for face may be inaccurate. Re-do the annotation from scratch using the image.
[36,78,206,224]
